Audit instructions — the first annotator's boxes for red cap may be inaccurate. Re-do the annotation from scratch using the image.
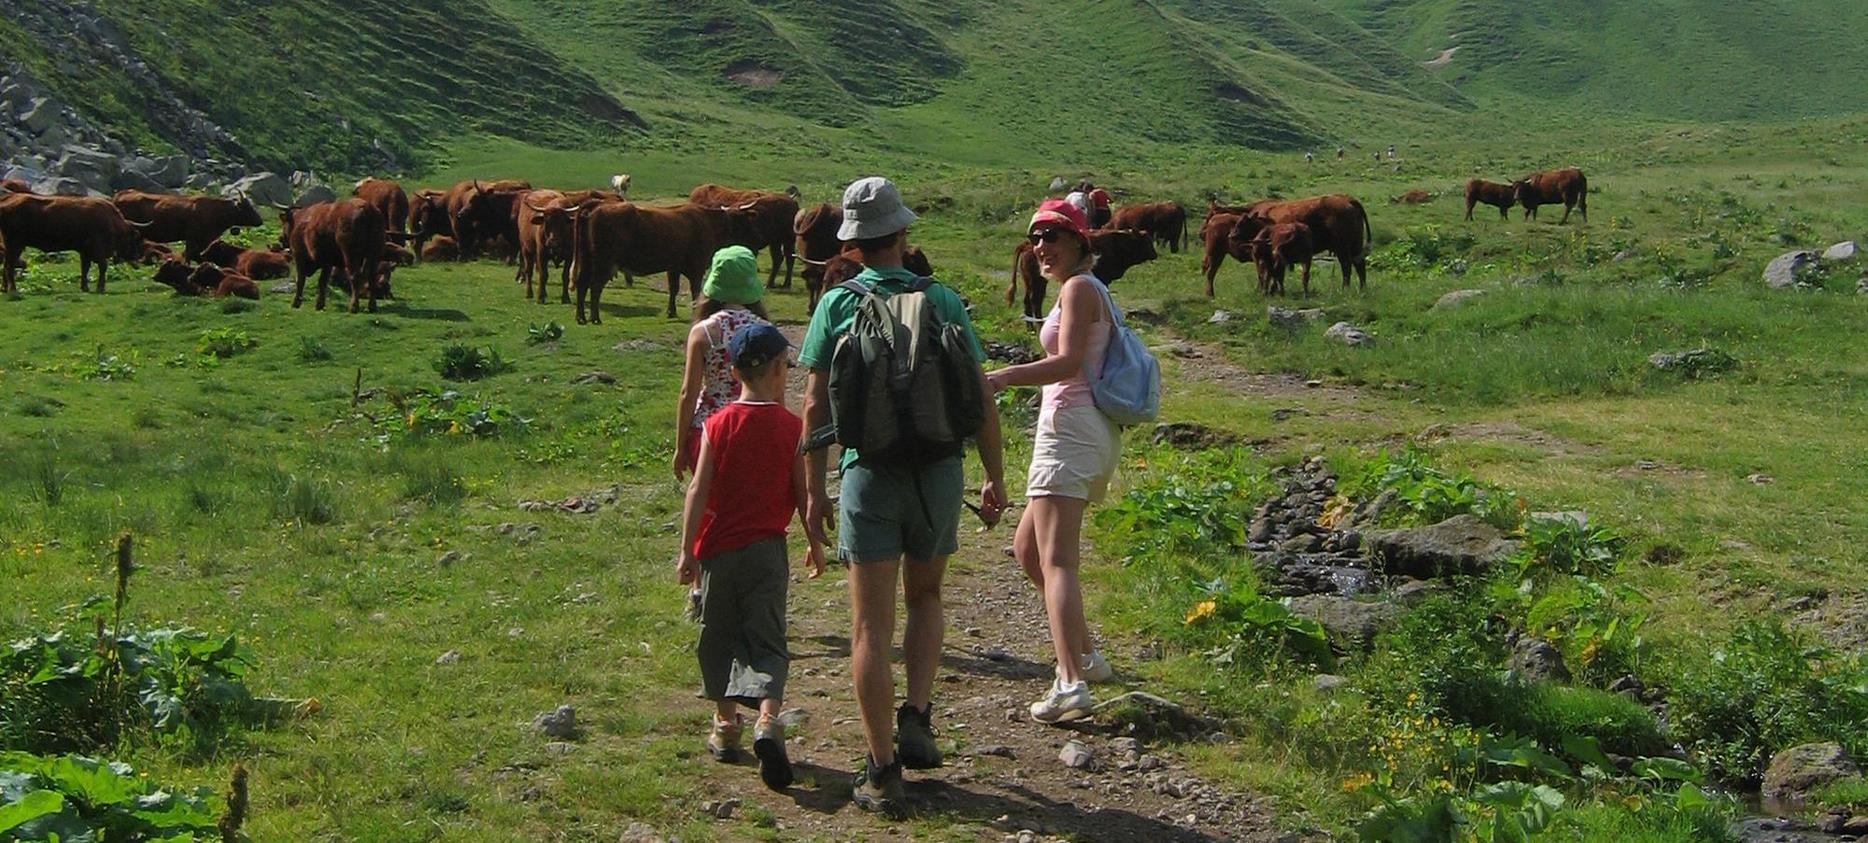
[1029,198,1090,241]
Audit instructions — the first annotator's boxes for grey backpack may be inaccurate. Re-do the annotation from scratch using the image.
[827,277,985,465]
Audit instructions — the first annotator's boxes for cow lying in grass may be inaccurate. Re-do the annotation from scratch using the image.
[152,259,260,299]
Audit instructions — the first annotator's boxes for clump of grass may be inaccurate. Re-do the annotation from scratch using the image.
[297,336,333,363]
[15,395,61,417]
[396,454,469,506]
[197,328,258,359]
[267,469,338,525]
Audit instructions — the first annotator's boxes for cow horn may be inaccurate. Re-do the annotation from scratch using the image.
[525,198,553,212]
[126,218,153,228]
[269,200,292,210]
[736,201,758,210]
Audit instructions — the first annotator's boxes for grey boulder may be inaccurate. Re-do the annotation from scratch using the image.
[1823,241,1858,262]
[1763,250,1821,289]
[1763,742,1859,805]
[1325,321,1375,346]
[1369,514,1518,578]
[223,172,291,208]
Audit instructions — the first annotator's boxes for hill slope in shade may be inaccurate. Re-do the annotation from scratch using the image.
[1315,0,1868,121]
[8,0,1868,174]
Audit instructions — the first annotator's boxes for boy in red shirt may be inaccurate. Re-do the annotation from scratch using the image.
[677,322,824,791]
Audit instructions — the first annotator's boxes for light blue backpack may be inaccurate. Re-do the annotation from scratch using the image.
[1082,275,1160,425]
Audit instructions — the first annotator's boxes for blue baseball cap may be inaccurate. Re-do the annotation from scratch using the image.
[728,322,790,370]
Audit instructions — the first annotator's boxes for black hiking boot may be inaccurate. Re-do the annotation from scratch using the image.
[895,702,942,769]
[852,754,905,816]
[752,715,794,791]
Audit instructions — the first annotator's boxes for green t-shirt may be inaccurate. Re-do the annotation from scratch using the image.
[798,265,987,469]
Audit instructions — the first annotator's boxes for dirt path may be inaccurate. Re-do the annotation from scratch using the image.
[665,327,1291,841]
[677,520,1289,842]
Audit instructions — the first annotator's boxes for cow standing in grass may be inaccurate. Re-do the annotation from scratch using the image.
[569,201,755,322]
[408,189,449,261]
[1241,222,1315,296]
[1221,194,1372,294]
[112,190,262,262]
[1512,168,1588,224]
[1008,229,1157,322]
[0,193,148,294]
[1464,179,1516,221]
[1105,201,1188,253]
[353,178,411,236]
[278,199,387,313]
[444,179,531,260]
[689,183,800,289]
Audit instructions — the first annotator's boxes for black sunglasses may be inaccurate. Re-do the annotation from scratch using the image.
[1026,229,1069,245]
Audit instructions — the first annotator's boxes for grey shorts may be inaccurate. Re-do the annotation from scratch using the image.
[837,457,964,563]
[697,536,790,705]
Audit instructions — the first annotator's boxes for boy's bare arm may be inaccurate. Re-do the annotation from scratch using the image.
[676,430,718,584]
[791,447,825,578]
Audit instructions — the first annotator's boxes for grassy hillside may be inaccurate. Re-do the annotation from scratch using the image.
[1317,0,1868,120]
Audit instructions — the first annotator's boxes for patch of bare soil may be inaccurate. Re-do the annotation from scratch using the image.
[1793,591,1868,655]
[1423,46,1460,69]
[724,59,784,89]
[1166,339,1365,404]
[1416,420,1591,457]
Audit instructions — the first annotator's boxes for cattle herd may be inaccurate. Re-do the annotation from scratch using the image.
[0,165,1590,319]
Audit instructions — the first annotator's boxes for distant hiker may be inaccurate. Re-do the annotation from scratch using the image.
[1305,151,1315,164]
[1087,185,1113,229]
[1387,145,1397,159]
[674,245,772,620]
[676,321,824,792]
[987,199,1134,723]
[1336,147,1345,160]
[799,176,1007,814]
[1065,180,1093,223]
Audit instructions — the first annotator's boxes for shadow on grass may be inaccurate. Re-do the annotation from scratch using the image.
[597,301,662,320]
[772,758,1229,842]
[384,302,473,322]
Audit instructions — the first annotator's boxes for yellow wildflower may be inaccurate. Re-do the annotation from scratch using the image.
[1185,600,1217,624]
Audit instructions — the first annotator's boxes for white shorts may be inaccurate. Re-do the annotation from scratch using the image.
[1026,405,1122,503]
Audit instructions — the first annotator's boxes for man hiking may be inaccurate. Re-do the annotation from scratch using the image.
[798,175,1008,815]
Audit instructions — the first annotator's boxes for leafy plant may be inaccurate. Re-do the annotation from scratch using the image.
[1522,577,1650,685]
[82,348,136,382]
[1184,582,1335,671]
[0,752,245,842]
[1347,448,1518,527]
[197,328,258,360]
[1097,475,1250,564]
[1514,517,1625,578]
[396,391,531,438]
[1669,621,1868,783]
[526,321,565,345]
[433,345,510,381]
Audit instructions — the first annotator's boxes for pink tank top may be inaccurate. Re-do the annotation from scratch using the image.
[1039,274,1111,410]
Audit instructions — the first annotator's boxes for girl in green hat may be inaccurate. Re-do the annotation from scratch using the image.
[673,245,772,619]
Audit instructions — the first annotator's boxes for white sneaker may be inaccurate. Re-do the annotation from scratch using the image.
[1029,678,1095,723]
[1081,649,1114,684]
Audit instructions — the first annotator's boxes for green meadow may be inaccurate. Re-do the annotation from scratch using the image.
[8,0,1868,839]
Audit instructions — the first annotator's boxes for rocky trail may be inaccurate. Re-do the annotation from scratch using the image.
[657,518,1294,842]
[629,323,1295,842]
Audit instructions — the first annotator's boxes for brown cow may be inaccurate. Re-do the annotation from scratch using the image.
[353,178,411,235]
[1007,229,1159,322]
[421,235,459,262]
[1391,189,1435,205]
[112,191,263,262]
[382,242,415,266]
[793,202,844,312]
[516,189,572,303]
[817,247,936,296]
[409,189,450,260]
[277,198,387,312]
[186,262,260,300]
[0,193,148,293]
[1241,222,1315,296]
[1199,211,1254,295]
[444,179,532,260]
[1221,194,1372,294]
[1,178,31,194]
[198,239,289,280]
[568,201,753,322]
[1511,168,1588,224]
[1464,180,1515,221]
[1105,202,1187,253]
[689,183,799,289]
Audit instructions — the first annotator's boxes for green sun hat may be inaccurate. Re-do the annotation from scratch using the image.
[702,246,763,304]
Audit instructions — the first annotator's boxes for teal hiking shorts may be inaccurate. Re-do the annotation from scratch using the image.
[837,457,965,564]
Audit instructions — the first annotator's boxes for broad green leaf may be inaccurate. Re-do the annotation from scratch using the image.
[0,790,64,834]
[1632,756,1704,784]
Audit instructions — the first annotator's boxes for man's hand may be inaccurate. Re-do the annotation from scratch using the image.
[804,541,827,579]
[672,446,692,482]
[805,491,835,548]
[978,478,1007,528]
[675,552,699,586]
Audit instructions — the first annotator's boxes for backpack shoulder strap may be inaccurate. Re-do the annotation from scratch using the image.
[905,275,934,293]
[836,279,873,297]
[1077,273,1125,331]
